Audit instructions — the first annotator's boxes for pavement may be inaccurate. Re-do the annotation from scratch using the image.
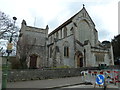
[7,76,119,89]
[7,76,84,88]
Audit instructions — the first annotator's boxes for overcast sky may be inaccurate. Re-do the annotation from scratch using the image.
[0,0,119,42]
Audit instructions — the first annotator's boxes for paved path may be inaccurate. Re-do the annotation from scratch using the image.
[7,76,83,88]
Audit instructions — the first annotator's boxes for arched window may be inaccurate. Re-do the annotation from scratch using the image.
[60,29,62,39]
[63,27,67,38]
[56,31,58,40]
[64,46,69,57]
[63,41,69,58]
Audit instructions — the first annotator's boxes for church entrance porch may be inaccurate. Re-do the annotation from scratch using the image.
[29,54,38,69]
[75,51,83,68]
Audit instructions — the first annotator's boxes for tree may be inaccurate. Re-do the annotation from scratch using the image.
[17,35,36,69]
[101,40,111,48]
[111,34,120,65]
[0,11,19,56]
[0,11,13,38]
[102,40,110,45]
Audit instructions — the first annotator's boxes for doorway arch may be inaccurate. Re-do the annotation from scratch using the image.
[75,51,83,68]
[29,54,38,69]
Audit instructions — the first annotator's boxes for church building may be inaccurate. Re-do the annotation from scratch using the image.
[17,5,114,68]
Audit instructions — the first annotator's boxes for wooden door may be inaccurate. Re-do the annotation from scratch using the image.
[30,54,37,69]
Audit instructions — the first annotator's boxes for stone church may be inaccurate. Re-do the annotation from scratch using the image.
[17,5,114,68]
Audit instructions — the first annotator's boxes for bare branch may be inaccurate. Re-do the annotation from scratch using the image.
[0,11,19,56]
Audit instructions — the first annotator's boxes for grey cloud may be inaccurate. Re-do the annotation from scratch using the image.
[34,17,45,28]
[98,29,111,41]
[47,18,61,32]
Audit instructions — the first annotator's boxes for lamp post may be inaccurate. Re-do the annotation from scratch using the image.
[2,17,17,89]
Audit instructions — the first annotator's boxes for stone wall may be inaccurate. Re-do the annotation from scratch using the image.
[7,67,99,82]
[17,20,48,68]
